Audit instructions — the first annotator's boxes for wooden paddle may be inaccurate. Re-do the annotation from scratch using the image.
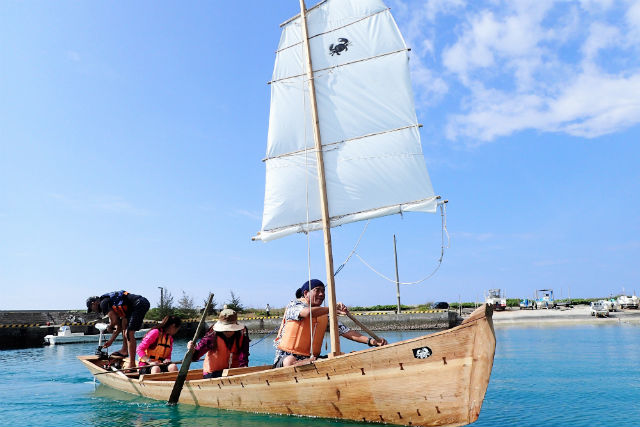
[344,311,382,342]
[168,292,214,405]
[93,361,182,375]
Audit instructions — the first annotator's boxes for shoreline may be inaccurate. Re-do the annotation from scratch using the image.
[488,304,640,328]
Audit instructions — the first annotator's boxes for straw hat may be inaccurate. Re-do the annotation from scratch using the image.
[213,306,244,332]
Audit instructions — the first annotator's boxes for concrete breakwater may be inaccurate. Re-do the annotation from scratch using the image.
[237,310,458,334]
[0,310,105,349]
[0,309,457,349]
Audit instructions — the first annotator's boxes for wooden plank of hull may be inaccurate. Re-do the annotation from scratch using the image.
[79,304,495,427]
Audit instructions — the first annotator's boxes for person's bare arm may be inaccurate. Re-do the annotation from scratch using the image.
[103,311,122,347]
[341,329,388,346]
[299,302,348,318]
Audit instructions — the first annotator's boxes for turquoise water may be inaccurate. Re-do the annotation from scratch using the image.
[2,325,639,427]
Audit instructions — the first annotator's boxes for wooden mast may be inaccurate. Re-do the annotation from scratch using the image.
[298,0,341,357]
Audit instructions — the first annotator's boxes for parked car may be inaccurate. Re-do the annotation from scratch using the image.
[617,295,639,309]
[534,289,556,309]
[485,289,507,311]
[519,298,535,310]
[590,301,609,317]
[431,301,449,309]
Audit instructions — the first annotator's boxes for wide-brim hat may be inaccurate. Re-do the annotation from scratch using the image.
[213,307,244,332]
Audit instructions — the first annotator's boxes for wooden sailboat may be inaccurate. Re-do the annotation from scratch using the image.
[79,1,496,426]
[79,305,494,426]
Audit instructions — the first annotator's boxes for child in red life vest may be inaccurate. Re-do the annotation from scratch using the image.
[188,306,250,378]
[136,315,182,375]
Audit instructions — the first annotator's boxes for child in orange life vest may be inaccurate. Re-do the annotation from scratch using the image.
[188,307,250,379]
[136,315,182,375]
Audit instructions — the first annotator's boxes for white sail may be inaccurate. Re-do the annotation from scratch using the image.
[256,0,438,242]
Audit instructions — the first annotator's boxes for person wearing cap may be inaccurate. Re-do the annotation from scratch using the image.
[86,290,150,369]
[187,306,250,378]
[273,279,388,368]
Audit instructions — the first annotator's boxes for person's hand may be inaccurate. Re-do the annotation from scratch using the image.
[187,340,193,351]
[299,355,316,366]
[336,302,348,315]
[103,340,112,348]
[372,337,387,346]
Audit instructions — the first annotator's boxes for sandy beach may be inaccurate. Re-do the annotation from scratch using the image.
[490,304,640,327]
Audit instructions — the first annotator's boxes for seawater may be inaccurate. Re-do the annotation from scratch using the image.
[1,325,639,427]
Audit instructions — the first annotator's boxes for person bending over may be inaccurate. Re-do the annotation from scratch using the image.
[87,290,150,369]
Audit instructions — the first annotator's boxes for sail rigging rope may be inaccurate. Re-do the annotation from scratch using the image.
[335,202,449,285]
[249,326,280,348]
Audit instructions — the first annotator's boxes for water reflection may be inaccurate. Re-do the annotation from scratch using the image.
[88,384,369,427]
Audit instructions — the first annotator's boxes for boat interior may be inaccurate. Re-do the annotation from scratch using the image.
[86,356,273,381]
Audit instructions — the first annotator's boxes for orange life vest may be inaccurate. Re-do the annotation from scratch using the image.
[143,331,172,363]
[277,313,328,357]
[203,334,244,374]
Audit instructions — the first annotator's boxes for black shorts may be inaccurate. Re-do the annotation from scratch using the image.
[139,364,169,375]
[203,370,224,379]
[127,297,150,331]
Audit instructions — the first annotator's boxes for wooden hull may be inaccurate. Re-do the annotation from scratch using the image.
[79,304,495,427]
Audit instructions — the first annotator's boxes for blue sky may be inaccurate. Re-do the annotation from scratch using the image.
[2,0,639,310]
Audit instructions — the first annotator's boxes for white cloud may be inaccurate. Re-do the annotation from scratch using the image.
[66,50,81,62]
[394,0,640,144]
[233,209,261,220]
[627,0,640,42]
[447,70,640,141]
[579,0,616,12]
[581,22,621,62]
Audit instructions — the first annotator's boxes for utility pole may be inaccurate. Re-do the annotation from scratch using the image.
[158,286,164,308]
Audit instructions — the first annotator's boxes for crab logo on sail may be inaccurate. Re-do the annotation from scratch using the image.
[413,346,432,359]
[329,38,350,56]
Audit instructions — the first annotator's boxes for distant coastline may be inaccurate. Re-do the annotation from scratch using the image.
[489,304,640,327]
[2,305,639,349]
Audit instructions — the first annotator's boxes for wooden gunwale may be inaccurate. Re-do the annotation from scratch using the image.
[80,304,495,427]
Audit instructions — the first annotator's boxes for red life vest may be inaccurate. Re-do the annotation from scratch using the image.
[277,314,328,357]
[203,334,244,375]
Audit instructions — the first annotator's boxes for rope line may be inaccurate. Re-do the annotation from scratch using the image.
[249,326,280,347]
[334,220,370,276]
[334,202,449,285]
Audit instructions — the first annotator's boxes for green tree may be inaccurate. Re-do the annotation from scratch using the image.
[156,287,174,319]
[202,295,218,315]
[225,291,244,313]
[176,290,198,319]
